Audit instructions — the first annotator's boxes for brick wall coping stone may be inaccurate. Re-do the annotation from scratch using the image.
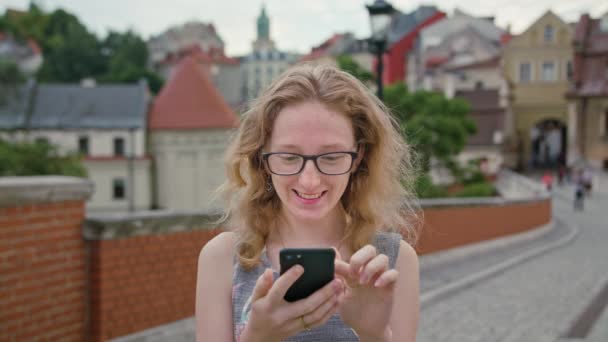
[0,176,94,208]
[84,171,548,240]
[84,209,222,240]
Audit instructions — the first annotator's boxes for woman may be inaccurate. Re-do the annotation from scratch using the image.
[196,64,420,341]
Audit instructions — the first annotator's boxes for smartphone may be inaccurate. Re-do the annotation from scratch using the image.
[279,248,335,302]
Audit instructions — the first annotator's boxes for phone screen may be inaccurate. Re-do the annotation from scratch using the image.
[279,248,335,302]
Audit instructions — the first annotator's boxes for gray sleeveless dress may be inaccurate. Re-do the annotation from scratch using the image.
[232,232,402,341]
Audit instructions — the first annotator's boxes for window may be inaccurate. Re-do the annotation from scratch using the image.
[112,178,125,200]
[566,60,573,81]
[544,25,554,43]
[542,61,556,81]
[519,62,532,83]
[475,81,484,90]
[78,136,89,155]
[113,137,125,156]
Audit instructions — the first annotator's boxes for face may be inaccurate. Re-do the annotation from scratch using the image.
[266,100,360,224]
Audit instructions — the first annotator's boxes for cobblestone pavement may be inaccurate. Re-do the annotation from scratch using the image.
[417,171,608,342]
[112,172,608,342]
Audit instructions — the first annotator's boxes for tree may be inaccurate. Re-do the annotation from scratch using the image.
[0,138,86,177]
[384,82,477,173]
[99,30,164,93]
[336,55,374,83]
[36,9,106,82]
[0,58,26,105]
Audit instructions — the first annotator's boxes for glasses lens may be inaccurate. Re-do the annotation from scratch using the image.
[267,153,303,175]
[317,152,353,175]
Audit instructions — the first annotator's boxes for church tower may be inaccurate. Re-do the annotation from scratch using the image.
[253,4,275,50]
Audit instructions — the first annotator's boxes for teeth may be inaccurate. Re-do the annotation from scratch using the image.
[296,191,322,199]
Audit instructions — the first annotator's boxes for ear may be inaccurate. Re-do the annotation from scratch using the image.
[351,145,365,173]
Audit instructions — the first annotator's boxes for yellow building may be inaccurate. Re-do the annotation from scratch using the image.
[502,11,573,169]
[566,13,608,169]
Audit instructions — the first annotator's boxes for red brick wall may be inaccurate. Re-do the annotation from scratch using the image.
[88,229,222,341]
[1,196,551,341]
[0,201,88,341]
[416,199,552,254]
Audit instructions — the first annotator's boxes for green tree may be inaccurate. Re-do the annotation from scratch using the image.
[36,9,106,82]
[0,138,86,177]
[0,58,26,105]
[384,82,477,173]
[336,55,374,83]
[99,30,164,93]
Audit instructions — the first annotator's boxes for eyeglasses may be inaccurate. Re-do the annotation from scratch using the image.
[262,151,358,176]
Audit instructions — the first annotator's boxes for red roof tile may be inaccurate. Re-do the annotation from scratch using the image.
[149,57,239,130]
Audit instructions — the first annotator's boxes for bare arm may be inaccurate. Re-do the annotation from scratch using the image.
[389,240,420,342]
[195,232,236,342]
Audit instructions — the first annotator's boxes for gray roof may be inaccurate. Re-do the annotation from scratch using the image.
[0,80,149,130]
[388,6,439,46]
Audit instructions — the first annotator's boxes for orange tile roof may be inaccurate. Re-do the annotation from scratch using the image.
[148,56,239,130]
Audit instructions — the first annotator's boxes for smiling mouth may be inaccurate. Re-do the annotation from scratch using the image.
[293,190,326,200]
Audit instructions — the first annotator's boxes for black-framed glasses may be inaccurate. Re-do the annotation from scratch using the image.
[262,151,358,176]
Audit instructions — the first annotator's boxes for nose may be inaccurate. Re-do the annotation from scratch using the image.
[298,159,321,189]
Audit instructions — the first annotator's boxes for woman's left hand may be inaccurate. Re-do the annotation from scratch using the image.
[334,245,397,341]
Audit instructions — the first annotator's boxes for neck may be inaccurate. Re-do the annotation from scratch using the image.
[274,207,346,248]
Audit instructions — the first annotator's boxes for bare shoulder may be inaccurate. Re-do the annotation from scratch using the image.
[199,231,237,261]
[396,240,419,269]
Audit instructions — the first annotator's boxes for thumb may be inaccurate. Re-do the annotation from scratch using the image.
[251,268,273,302]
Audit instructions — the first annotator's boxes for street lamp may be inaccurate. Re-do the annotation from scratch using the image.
[366,0,394,101]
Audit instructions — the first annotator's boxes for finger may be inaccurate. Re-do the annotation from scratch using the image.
[332,246,342,261]
[305,292,339,328]
[251,268,273,302]
[359,254,389,285]
[287,277,342,318]
[373,269,399,288]
[349,245,377,277]
[334,259,351,279]
[267,264,304,303]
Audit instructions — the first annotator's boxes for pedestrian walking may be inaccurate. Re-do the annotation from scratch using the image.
[574,180,585,211]
[542,171,553,192]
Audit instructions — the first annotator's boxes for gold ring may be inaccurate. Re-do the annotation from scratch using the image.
[300,316,311,331]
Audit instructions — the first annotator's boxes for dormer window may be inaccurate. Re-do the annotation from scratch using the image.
[544,25,554,43]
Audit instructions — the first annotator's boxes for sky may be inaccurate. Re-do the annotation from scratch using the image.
[2,0,607,56]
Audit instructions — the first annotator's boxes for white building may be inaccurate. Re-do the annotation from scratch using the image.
[241,5,299,105]
[0,80,152,213]
[148,57,239,211]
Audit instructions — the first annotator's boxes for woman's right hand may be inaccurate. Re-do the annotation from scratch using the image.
[240,265,345,342]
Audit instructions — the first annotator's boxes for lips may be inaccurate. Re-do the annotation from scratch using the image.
[293,190,326,200]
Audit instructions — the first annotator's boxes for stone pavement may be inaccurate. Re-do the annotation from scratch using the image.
[417,170,608,342]
[111,171,608,342]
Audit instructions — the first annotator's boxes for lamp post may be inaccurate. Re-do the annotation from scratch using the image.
[366,0,394,101]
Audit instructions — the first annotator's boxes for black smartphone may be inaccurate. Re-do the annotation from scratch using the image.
[279,248,335,302]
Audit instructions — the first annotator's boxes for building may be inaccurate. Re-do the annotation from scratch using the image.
[384,6,444,86]
[299,33,374,73]
[0,80,152,213]
[0,32,43,75]
[240,5,299,105]
[502,10,573,170]
[411,9,506,91]
[147,21,224,68]
[566,12,608,169]
[156,45,242,110]
[148,57,239,211]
